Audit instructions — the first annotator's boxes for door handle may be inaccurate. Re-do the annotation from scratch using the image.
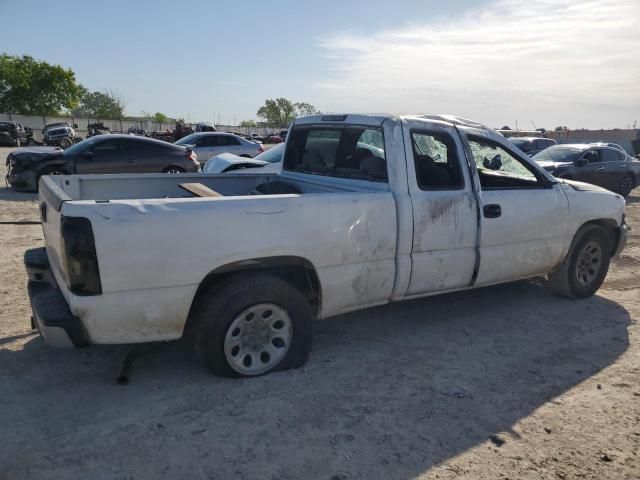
[598,167,605,171]
[483,204,502,218]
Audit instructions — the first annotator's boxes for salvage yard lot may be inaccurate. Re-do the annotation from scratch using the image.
[0,146,638,479]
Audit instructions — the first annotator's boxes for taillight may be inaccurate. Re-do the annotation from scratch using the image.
[257,144,264,153]
[61,216,102,295]
[187,150,198,162]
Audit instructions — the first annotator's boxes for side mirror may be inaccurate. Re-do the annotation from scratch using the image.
[574,158,587,167]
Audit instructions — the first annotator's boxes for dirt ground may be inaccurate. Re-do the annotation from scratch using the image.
[0,145,638,480]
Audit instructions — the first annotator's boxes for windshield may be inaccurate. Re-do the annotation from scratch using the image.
[533,147,582,163]
[63,137,96,155]
[174,133,200,145]
[254,143,284,163]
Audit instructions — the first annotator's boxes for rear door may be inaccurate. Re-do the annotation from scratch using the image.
[75,138,124,174]
[597,148,627,190]
[402,119,478,294]
[461,129,568,285]
[117,138,158,173]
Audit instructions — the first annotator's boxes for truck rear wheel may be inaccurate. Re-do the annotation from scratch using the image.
[548,224,612,299]
[193,273,313,377]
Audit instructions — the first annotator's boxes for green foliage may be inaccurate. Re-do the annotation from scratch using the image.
[256,98,319,127]
[239,119,257,127]
[0,54,85,115]
[152,112,168,123]
[72,90,125,119]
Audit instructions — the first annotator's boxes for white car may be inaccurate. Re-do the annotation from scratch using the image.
[175,132,263,161]
[203,143,284,173]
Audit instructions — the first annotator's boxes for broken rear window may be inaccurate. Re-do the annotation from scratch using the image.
[284,126,387,182]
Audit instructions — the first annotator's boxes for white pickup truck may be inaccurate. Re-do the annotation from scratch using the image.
[26,114,628,378]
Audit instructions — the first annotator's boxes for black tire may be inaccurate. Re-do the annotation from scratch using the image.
[192,273,314,378]
[14,138,21,147]
[548,224,612,299]
[617,174,635,197]
[162,166,185,173]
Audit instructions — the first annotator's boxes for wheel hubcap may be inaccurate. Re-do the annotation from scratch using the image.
[224,303,292,375]
[576,241,602,286]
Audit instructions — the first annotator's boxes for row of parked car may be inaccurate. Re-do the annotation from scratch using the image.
[508,136,640,197]
[4,126,640,198]
[5,131,284,191]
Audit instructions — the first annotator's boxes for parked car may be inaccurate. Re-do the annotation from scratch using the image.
[0,121,29,146]
[533,144,640,197]
[509,136,556,156]
[266,135,283,144]
[203,143,284,173]
[247,132,265,143]
[6,134,199,191]
[87,122,112,137]
[42,122,78,149]
[195,122,216,132]
[279,130,288,141]
[27,114,627,379]
[175,132,263,161]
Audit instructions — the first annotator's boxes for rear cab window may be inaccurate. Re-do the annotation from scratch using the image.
[284,125,387,182]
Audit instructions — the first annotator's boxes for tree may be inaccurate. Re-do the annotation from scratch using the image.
[152,112,168,123]
[72,90,126,119]
[554,126,568,132]
[257,98,319,127]
[239,119,257,128]
[0,54,85,115]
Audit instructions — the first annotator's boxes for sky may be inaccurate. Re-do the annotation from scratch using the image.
[1,0,638,129]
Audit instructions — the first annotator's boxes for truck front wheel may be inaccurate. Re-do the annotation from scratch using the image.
[193,273,314,377]
[548,224,612,298]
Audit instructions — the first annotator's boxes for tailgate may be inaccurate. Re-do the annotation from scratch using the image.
[38,176,72,287]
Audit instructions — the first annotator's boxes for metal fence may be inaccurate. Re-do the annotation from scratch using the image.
[0,113,286,140]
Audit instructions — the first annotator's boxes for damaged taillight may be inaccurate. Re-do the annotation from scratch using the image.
[61,216,102,295]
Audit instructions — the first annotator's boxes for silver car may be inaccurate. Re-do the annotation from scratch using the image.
[203,143,284,173]
[175,132,263,161]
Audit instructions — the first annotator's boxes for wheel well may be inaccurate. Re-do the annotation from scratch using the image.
[186,256,321,331]
[162,165,185,172]
[579,219,619,255]
[239,154,252,158]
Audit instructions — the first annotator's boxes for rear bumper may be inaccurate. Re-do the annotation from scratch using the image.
[25,247,90,348]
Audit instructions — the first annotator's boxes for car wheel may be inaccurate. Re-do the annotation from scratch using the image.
[162,166,185,173]
[618,174,635,197]
[548,224,612,299]
[59,138,72,149]
[14,138,21,147]
[192,273,314,378]
[36,166,69,190]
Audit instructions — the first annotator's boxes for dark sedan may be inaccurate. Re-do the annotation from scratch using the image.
[533,144,640,197]
[6,134,200,191]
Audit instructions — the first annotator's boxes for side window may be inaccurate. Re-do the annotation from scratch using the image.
[227,136,241,146]
[201,136,218,147]
[582,150,600,163]
[411,131,463,189]
[601,149,623,162]
[467,136,540,189]
[91,140,120,156]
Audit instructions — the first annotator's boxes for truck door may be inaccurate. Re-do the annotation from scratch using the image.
[460,128,568,285]
[402,120,478,294]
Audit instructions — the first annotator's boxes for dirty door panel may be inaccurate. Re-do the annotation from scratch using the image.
[464,133,569,285]
[403,122,478,294]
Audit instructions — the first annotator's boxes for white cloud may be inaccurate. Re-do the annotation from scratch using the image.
[316,0,640,128]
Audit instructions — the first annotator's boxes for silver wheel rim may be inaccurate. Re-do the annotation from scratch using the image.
[49,170,64,175]
[576,241,602,286]
[166,168,182,174]
[224,303,293,375]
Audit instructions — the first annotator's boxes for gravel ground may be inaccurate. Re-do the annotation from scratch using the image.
[0,146,638,480]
